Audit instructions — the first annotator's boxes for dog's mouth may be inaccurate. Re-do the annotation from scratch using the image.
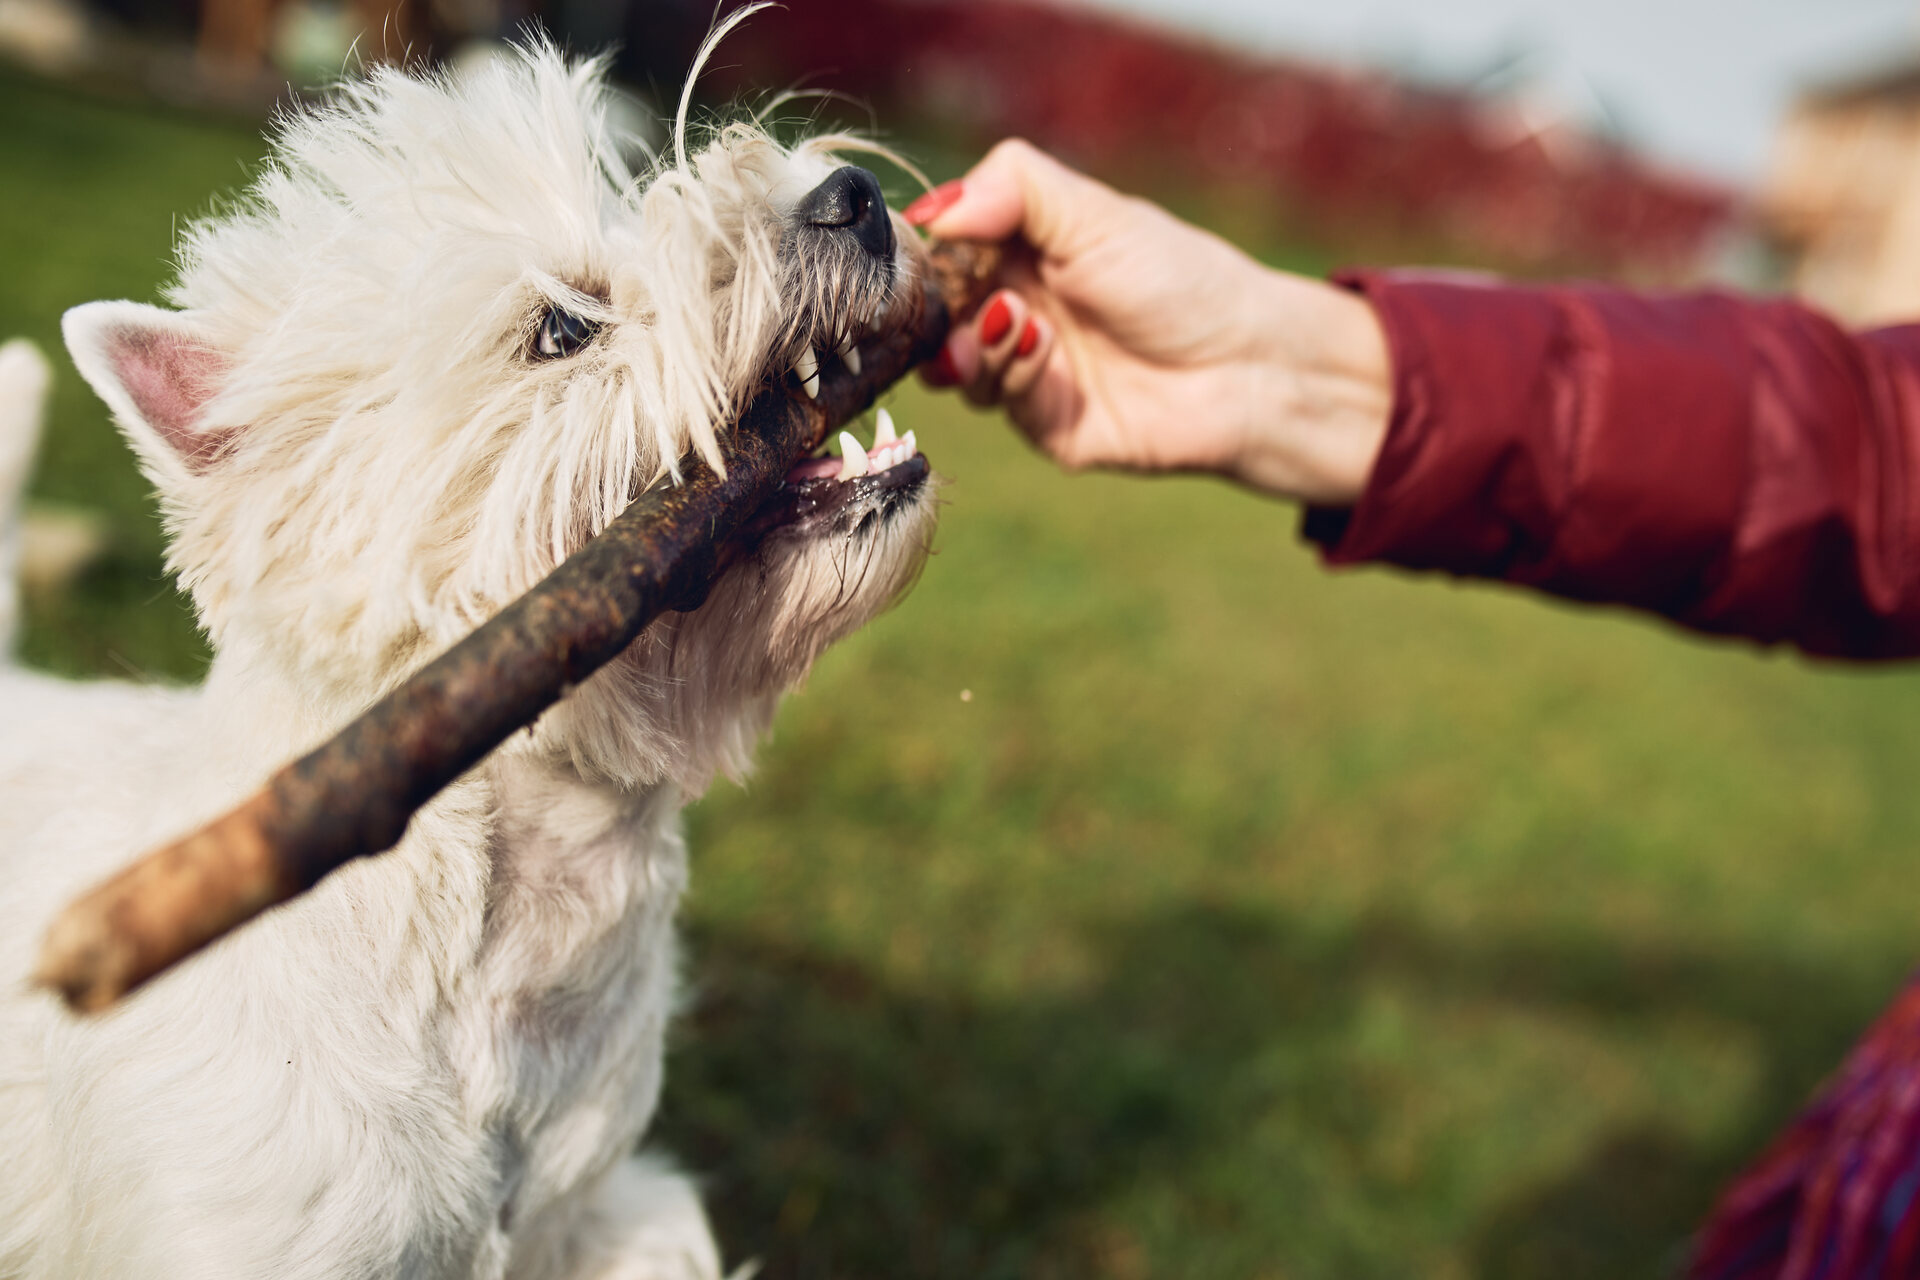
[735,263,933,540]
[779,405,929,528]
[733,403,928,542]
[695,212,986,561]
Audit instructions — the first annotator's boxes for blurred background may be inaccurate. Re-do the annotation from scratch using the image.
[7,1,1920,1276]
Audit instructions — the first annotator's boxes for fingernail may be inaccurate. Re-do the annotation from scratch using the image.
[923,345,961,386]
[1015,318,1041,358]
[903,180,964,227]
[979,294,1014,346]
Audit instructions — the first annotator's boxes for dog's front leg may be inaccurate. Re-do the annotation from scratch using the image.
[555,1152,724,1280]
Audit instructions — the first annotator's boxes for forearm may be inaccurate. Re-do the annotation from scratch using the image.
[1306,272,1920,660]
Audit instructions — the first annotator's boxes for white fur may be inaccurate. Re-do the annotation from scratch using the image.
[0,40,934,1280]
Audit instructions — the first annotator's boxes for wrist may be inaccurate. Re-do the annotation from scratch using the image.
[1231,270,1390,505]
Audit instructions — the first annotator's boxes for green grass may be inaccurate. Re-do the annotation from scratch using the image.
[1,68,261,677]
[9,64,1920,1280]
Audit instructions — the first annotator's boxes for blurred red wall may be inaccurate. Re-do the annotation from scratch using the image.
[690,0,1734,276]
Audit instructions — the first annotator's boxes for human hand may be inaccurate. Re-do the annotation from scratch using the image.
[908,140,1391,505]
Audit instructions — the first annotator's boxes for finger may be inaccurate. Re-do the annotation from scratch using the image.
[917,341,964,389]
[916,246,1038,393]
[998,315,1052,403]
[905,139,1125,260]
[962,290,1029,408]
[1006,345,1089,471]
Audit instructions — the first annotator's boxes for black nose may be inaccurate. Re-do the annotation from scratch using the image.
[796,165,895,262]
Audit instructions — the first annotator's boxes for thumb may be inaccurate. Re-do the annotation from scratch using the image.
[907,139,1123,260]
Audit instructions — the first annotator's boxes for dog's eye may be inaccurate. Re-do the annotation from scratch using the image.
[533,306,600,360]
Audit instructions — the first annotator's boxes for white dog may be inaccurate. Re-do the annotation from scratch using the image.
[0,31,935,1280]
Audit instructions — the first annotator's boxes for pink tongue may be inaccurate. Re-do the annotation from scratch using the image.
[785,455,845,483]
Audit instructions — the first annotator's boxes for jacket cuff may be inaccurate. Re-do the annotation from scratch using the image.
[1302,269,1575,576]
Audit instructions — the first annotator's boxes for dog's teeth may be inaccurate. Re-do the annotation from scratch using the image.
[874,408,896,446]
[901,429,918,457]
[794,346,820,399]
[837,432,870,479]
[842,344,861,376]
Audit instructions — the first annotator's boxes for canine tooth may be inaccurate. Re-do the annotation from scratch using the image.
[837,432,870,479]
[874,408,897,446]
[794,346,820,399]
[842,344,861,376]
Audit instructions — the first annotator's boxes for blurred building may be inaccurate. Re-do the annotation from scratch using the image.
[1765,62,1920,324]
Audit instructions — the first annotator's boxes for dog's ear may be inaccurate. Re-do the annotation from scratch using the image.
[63,301,237,487]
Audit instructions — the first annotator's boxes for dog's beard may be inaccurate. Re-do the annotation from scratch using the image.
[531,466,937,793]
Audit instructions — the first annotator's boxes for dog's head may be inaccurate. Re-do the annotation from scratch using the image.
[62,38,937,789]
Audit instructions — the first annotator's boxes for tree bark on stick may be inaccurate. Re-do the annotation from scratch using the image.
[35,239,1001,1013]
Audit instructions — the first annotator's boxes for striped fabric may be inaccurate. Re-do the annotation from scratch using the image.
[1691,976,1920,1280]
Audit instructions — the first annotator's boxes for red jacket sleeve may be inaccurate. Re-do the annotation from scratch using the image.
[1304,271,1920,660]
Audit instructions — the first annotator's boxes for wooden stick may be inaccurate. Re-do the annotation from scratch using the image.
[35,239,1002,1013]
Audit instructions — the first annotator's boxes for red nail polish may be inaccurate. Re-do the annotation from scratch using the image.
[979,295,1013,346]
[1015,318,1040,357]
[903,180,964,227]
[924,346,961,386]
